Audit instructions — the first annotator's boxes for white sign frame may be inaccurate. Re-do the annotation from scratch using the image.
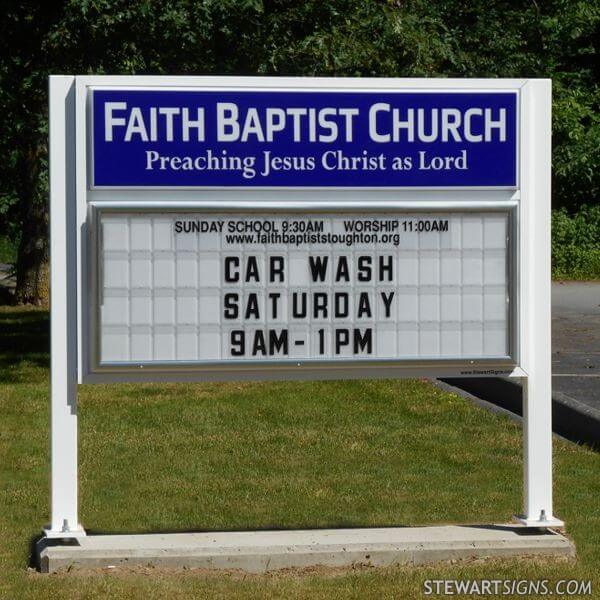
[46,75,561,538]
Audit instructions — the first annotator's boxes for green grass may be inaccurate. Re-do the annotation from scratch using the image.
[0,305,599,598]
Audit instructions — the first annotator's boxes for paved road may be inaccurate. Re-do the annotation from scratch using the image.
[0,263,15,303]
[0,263,15,288]
[552,282,600,413]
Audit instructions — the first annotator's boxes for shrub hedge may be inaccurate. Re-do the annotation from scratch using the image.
[552,204,600,280]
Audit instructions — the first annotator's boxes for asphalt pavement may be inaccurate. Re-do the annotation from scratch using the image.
[552,282,600,412]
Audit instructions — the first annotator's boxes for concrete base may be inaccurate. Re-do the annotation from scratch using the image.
[37,525,575,573]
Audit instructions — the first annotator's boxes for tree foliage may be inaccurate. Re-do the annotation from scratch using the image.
[552,204,600,279]
[0,0,598,302]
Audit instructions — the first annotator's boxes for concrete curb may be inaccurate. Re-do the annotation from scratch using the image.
[36,525,575,574]
[439,378,600,449]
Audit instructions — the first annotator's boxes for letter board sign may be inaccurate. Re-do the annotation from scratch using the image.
[78,80,525,378]
[45,74,546,385]
[48,76,561,537]
[96,210,512,368]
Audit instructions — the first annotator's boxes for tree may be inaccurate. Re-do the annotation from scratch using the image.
[0,2,57,304]
[414,0,600,210]
[0,0,267,304]
[0,0,598,303]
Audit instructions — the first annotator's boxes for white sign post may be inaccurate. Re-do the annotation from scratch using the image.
[45,75,562,539]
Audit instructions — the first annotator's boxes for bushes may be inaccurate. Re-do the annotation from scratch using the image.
[0,236,18,264]
[552,205,600,280]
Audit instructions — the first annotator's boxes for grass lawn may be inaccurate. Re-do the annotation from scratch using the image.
[1,305,599,598]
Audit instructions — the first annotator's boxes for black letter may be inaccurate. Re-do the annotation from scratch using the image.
[225,256,239,282]
[357,256,372,281]
[353,328,372,354]
[269,329,288,355]
[245,293,260,319]
[270,256,285,282]
[252,330,267,355]
[223,293,239,319]
[335,329,349,354]
[246,256,260,282]
[293,293,307,318]
[380,292,395,317]
[334,293,349,318]
[313,292,328,318]
[335,256,350,282]
[231,330,245,356]
[309,256,329,282]
[379,256,393,281]
[357,292,372,317]
[268,293,281,319]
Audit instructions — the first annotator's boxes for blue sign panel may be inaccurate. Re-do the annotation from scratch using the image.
[91,89,517,188]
